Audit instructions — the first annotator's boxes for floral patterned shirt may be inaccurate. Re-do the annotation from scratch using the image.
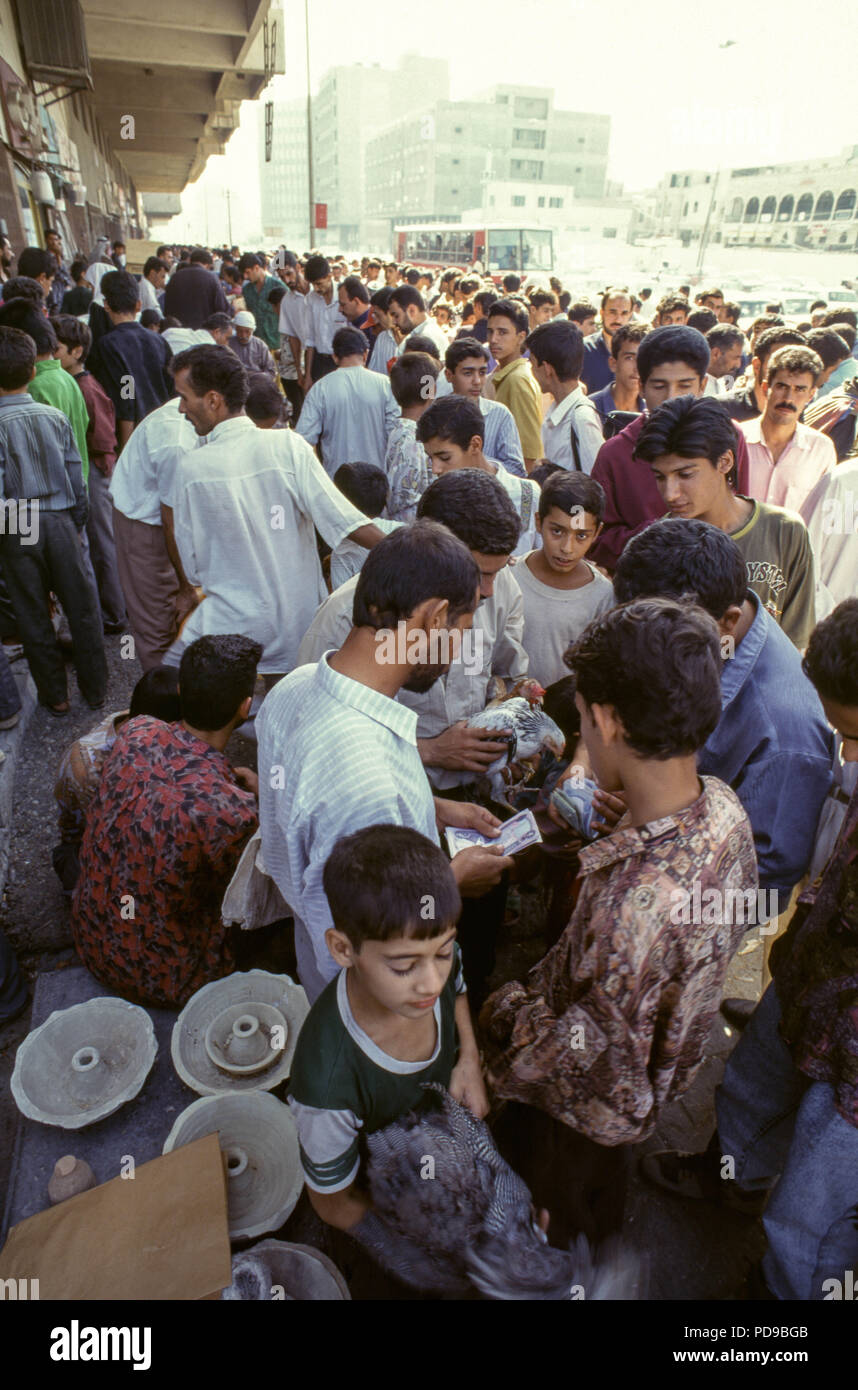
[480,776,757,1145]
[71,717,258,1008]
[383,416,432,523]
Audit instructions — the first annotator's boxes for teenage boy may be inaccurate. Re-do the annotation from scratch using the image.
[613,520,833,912]
[444,336,525,476]
[513,472,614,687]
[635,395,817,649]
[0,326,106,713]
[589,323,647,426]
[652,293,690,328]
[590,326,751,571]
[486,298,543,469]
[0,300,89,476]
[257,521,514,1000]
[643,600,858,1301]
[330,463,400,589]
[367,288,399,374]
[723,325,807,423]
[302,255,348,387]
[289,823,488,1278]
[71,635,261,1007]
[52,315,127,634]
[297,326,399,475]
[580,287,634,393]
[383,351,440,522]
[526,320,605,475]
[88,270,173,448]
[416,395,540,556]
[741,345,836,514]
[568,301,597,337]
[242,255,282,351]
[482,598,757,1240]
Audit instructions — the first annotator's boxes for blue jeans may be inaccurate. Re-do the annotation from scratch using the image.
[716,984,858,1300]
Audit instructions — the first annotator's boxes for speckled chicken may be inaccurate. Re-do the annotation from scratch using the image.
[364,1085,643,1299]
[464,696,565,806]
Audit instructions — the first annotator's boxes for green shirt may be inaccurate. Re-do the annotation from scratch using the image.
[30,359,90,483]
[242,274,282,350]
[728,496,816,649]
[288,951,465,1193]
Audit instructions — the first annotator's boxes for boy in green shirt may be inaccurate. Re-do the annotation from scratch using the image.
[634,394,816,649]
[289,823,486,1260]
[0,300,89,479]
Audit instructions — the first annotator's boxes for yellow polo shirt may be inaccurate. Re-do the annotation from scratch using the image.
[490,357,544,461]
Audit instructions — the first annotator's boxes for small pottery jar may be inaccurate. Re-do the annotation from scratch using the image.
[48,1154,96,1204]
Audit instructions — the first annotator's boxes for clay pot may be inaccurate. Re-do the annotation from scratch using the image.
[48,1154,96,1204]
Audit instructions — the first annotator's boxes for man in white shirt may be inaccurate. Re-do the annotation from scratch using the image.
[302,254,348,389]
[705,323,744,395]
[526,320,605,475]
[367,287,399,375]
[388,286,451,359]
[297,327,400,475]
[257,519,513,999]
[137,256,168,318]
[162,344,384,683]
[800,456,858,620]
[416,396,540,557]
[160,314,232,356]
[741,345,836,514]
[108,396,200,670]
[275,252,310,421]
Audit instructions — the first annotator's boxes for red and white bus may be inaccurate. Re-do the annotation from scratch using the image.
[394,223,554,279]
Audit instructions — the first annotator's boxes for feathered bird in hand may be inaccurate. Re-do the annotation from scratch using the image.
[363,1084,643,1300]
[463,690,565,806]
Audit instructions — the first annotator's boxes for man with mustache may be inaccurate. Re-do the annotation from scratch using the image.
[740,346,836,515]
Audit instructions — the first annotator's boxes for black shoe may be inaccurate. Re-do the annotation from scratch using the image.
[720,997,757,1030]
[639,1150,768,1215]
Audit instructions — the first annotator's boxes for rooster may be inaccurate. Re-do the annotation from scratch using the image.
[363,1085,643,1300]
[462,692,565,807]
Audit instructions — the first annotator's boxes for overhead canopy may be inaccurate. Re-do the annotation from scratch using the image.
[79,0,275,193]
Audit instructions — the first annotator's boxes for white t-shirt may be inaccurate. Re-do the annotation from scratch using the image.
[108,397,200,526]
[512,555,615,687]
[490,460,540,558]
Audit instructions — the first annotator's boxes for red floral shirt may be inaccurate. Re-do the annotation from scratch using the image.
[71,717,258,1008]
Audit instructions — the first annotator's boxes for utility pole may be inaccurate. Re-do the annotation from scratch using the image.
[225,188,233,245]
[305,0,314,250]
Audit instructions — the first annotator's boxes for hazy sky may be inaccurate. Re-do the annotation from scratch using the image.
[168,0,858,241]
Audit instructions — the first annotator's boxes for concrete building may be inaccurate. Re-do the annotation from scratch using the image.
[654,148,858,253]
[259,56,449,251]
[364,86,610,245]
[0,0,275,258]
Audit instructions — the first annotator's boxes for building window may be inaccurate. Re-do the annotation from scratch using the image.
[683,202,689,216]
[814,190,834,220]
[538,196,545,207]
[496,94,509,104]
[670,174,679,188]
[510,158,543,179]
[549,196,563,208]
[693,201,698,213]
[513,128,546,149]
[454,125,463,133]
[512,195,525,207]
[513,96,548,119]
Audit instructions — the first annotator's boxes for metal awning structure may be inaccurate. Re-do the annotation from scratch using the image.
[79,0,274,192]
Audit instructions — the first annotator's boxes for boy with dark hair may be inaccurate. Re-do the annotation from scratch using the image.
[88,270,173,447]
[486,298,544,468]
[289,823,487,1262]
[301,255,348,387]
[0,299,89,475]
[61,259,94,316]
[613,519,833,912]
[589,322,647,425]
[0,326,106,714]
[634,394,817,648]
[483,597,757,1242]
[417,394,540,555]
[589,325,751,570]
[384,351,440,522]
[526,320,604,474]
[330,462,399,588]
[513,471,613,686]
[568,301,597,336]
[71,634,262,1007]
[15,247,57,301]
[245,371,289,428]
[52,314,126,632]
[388,285,449,358]
[501,273,522,294]
[807,327,853,396]
[367,287,398,374]
[686,308,717,336]
[645,599,858,1300]
[444,335,525,476]
[652,294,690,328]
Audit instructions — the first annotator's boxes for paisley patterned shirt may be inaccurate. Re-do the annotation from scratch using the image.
[71,717,258,1008]
[480,776,757,1145]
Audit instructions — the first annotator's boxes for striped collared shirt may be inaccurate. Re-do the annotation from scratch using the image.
[257,654,438,997]
[0,393,85,518]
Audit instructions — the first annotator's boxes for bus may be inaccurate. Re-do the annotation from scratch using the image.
[394,223,554,278]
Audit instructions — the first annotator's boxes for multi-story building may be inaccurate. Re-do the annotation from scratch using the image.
[654,148,858,253]
[259,56,449,251]
[364,86,610,246]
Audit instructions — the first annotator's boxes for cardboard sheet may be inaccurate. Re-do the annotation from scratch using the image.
[0,1133,231,1300]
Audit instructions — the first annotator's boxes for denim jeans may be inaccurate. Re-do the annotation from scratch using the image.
[716,983,858,1300]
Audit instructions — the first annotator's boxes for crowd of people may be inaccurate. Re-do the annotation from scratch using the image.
[0,227,856,1301]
